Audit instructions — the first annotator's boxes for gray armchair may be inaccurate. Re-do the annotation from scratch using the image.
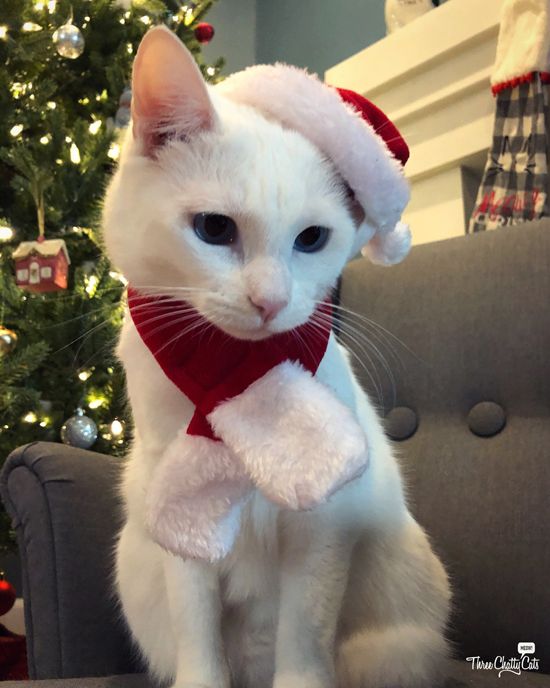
[2,222,550,687]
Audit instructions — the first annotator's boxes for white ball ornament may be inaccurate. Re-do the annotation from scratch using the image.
[53,22,85,59]
[60,408,98,449]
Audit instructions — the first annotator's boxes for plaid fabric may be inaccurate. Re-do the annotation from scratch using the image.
[469,74,550,232]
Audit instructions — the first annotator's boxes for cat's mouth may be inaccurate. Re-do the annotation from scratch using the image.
[200,307,310,342]
[207,318,290,342]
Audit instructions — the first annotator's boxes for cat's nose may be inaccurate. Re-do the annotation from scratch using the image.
[249,295,288,322]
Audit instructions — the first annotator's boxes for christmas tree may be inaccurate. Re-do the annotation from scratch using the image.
[0,0,223,553]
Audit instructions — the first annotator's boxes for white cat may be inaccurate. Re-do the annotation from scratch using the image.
[103,26,451,688]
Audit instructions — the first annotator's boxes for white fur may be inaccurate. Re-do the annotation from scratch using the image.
[492,0,550,87]
[105,27,451,688]
[209,360,368,510]
[146,433,251,561]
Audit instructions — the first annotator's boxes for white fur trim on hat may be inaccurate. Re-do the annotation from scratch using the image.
[217,63,411,264]
[362,221,412,266]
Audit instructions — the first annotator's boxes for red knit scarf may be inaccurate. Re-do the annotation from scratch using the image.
[127,288,332,440]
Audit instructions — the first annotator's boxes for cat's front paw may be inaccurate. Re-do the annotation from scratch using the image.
[146,432,252,561]
[208,360,368,510]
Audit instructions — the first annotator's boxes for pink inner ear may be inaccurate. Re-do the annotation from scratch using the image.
[132,26,214,153]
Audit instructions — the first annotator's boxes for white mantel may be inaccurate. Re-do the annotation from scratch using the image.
[325,0,504,245]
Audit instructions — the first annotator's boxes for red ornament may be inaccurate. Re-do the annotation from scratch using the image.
[0,576,16,616]
[194,22,214,44]
[12,236,70,293]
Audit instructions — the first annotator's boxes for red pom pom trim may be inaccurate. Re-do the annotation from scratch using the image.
[492,71,550,95]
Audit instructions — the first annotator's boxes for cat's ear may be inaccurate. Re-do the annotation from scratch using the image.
[131,26,216,155]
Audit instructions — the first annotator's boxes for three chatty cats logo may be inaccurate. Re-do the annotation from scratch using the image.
[466,643,540,678]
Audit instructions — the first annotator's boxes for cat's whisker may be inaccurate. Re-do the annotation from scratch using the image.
[139,311,211,341]
[322,310,399,392]
[316,300,422,364]
[123,306,199,332]
[330,310,403,370]
[306,316,386,407]
[30,285,126,303]
[75,331,121,370]
[292,326,317,365]
[310,312,396,407]
[71,332,121,371]
[372,118,394,136]
[330,312,404,384]
[151,317,215,357]
[39,303,124,329]
[131,285,213,299]
[53,316,114,355]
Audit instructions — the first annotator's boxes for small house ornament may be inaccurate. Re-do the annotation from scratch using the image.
[13,235,70,292]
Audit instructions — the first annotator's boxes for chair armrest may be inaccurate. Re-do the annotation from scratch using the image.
[0,442,138,679]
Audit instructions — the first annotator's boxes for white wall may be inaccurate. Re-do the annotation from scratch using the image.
[203,0,257,74]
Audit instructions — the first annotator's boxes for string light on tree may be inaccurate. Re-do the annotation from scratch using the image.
[85,274,99,296]
[0,226,14,241]
[108,142,121,160]
[70,142,81,164]
[22,21,42,32]
[111,419,124,438]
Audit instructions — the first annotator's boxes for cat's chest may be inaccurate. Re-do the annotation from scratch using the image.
[217,492,280,604]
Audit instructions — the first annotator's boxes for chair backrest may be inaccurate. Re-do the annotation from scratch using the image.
[3,223,550,677]
[340,221,550,672]
[0,441,140,679]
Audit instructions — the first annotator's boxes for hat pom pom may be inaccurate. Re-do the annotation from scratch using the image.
[361,222,411,266]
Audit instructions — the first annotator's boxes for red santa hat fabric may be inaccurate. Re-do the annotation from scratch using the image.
[218,64,411,265]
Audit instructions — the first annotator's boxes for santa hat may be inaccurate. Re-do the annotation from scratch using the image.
[218,65,411,265]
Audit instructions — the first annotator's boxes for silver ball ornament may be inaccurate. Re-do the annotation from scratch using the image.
[53,22,85,60]
[61,408,98,449]
[115,87,132,128]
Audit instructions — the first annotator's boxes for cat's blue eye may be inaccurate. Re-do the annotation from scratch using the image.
[294,226,330,253]
[193,213,237,245]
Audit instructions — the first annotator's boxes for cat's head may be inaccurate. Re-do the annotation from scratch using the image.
[103,27,409,340]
